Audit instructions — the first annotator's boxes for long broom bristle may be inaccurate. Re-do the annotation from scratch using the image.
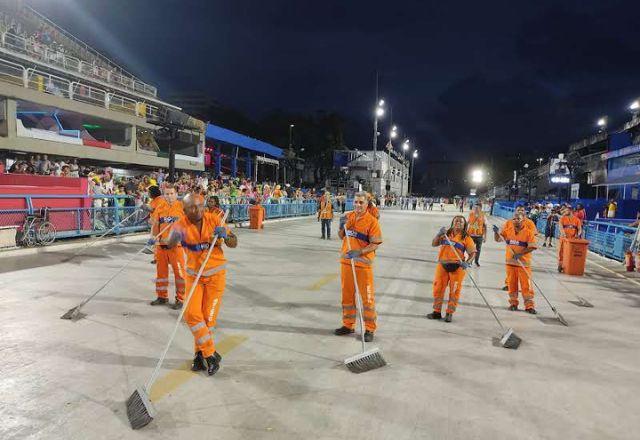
[556,312,569,327]
[500,328,522,350]
[344,348,387,373]
[126,386,156,430]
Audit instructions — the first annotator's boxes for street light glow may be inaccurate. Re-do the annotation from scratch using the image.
[378,99,385,106]
[471,169,483,183]
[597,117,607,127]
[413,150,418,158]
[290,124,294,128]
[376,107,385,117]
[630,100,640,111]
[390,130,397,139]
[392,125,397,131]
[402,141,409,151]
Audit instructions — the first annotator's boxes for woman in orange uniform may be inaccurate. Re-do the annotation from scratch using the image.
[427,216,476,322]
[206,195,225,218]
[167,193,237,376]
[493,212,538,313]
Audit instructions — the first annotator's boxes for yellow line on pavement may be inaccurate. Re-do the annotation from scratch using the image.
[150,334,248,401]
[308,273,339,290]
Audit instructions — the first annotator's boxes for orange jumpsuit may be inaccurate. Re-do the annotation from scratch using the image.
[502,217,536,285]
[208,206,225,218]
[432,232,476,314]
[500,224,537,310]
[152,201,186,301]
[558,215,582,266]
[174,211,231,358]
[341,211,382,332]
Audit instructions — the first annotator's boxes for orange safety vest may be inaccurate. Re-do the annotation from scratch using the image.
[319,200,333,219]
[341,211,382,267]
[467,212,486,237]
[437,232,476,264]
[152,200,184,241]
[174,212,231,277]
[501,225,537,267]
[559,215,581,238]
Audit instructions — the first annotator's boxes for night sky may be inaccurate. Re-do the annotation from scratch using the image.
[31,0,640,169]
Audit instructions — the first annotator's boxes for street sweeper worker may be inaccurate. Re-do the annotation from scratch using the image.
[557,206,582,272]
[166,193,237,376]
[366,193,380,219]
[427,215,477,322]
[149,183,186,309]
[467,203,486,266]
[142,185,166,259]
[335,192,382,342]
[500,205,537,290]
[318,191,334,239]
[493,212,538,314]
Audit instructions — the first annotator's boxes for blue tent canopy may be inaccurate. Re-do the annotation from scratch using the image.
[206,123,283,158]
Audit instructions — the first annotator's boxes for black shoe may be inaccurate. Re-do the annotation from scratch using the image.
[150,297,168,306]
[364,331,374,342]
[426,312,442,320]
[542,243,547,247]
[205,355,220,376]
[508,305,518,311]
[548,244,553,248]
[444,313,453,323]
[191,351,206,371]
[501,286,509,291]
[150,259,157,264]
[558,265,563,273]
[525,308,537,315]
[213,351,222,363]
[170,301,183,310]
[475,261,480,267]
[334,326,355,336]
[321,236,325,240]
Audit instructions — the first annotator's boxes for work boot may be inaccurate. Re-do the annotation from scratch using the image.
[205,354,220,376]
[508,305,518,311]
[191,351,206,371]
[150,259,157,264]
[475,261,480,267]
[542,243,547,247]
[558,265,563,273]
[364,331,374,342]
[170,301,183,310]
[548,244,553,248]
[213,351,222,363]
[525,308,537,315]
[150,297,168,306]
[334,326,355,336]
[444,313,453,323]
[501,285,509,291]
[426,311,442,320]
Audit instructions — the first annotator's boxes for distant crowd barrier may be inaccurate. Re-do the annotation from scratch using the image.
[0,194,349,245]
[492,201,637,262]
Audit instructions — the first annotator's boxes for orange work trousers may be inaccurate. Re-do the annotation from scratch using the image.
[155,246,185,301]
[432,264,466,314]
[506,264,535,309]
[184,270,226,358]
[341,263,376,332]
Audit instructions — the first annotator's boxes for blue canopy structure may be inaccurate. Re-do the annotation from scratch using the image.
[205,123,283,158]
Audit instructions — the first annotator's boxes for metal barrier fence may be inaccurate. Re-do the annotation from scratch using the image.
[493,201,637,262]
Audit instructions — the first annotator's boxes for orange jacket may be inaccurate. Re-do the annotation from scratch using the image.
[500,224,537,267]
[149,196,167,216]
[341,211,382,267]
[152,200,184,241]
[367,203,380,219]
[437,232,476,264]
[559,215,581,238]
[502,217,536,235]
[467,212,486,237]
[318,200,333,219]
[208,206,224,218]
[174,212,231,277]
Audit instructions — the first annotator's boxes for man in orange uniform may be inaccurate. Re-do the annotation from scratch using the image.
[557,206,582,273]
[150,183,186,309]
[167,193,237,376]
[335,192,383,342]
[366,193,380,219]
[143,186,166,258]
[500,205,537,290]
[427,216,476,322]
[493,212,538,313]
[318,191,334,239]
[467,203,486,267]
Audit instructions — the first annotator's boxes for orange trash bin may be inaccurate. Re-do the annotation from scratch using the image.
[560,238,589,275]
[248,205,265,229]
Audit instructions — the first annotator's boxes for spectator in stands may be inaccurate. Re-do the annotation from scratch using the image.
[60,164,70,177]
[69,159,79,177]
[607,200,617,219]
[39,154,51,175]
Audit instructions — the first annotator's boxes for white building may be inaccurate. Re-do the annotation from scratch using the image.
[343,149,410,196]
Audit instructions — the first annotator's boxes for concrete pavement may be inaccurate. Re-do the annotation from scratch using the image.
[1,208,639,439]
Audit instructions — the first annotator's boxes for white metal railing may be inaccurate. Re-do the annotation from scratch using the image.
[0,56,163,119]
[0,30,157,98]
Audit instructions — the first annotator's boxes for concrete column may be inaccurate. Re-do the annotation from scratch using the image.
[231,146,238,178]
[246,151,252,178]
[6,99,17,138]
[215,145,222,177]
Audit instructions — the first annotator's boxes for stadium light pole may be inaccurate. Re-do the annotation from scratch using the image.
[386,125,398,195]
[373,99,385,154]
[409,149,418,195]
[400,140,409,196]
[597,116,607,133]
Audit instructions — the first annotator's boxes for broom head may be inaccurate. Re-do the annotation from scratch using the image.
[556,311,569,327]
[60,306,86,321]
[500,328,522,350]
[126,385,156,430]
[344,347,387,373]
[576,296,594,308]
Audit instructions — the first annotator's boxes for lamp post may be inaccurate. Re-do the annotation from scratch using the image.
[386,125,397,195]
[409,149,418,195]
[372,99,385,154]
[400,140,409,196]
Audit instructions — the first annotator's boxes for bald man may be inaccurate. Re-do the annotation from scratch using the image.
[167,193,237,376]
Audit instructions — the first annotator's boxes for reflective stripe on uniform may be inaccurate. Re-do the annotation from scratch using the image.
[346,229,370,243]
[154,278,169,283]
[196,334,212,345]
[155,286,168,291]
[442,240,466,252]
[506,239,529,247]
[185,264,226,277]
[190,322,206,332]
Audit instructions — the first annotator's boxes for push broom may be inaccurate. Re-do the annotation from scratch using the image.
[60,222,173,321]
[442,233,522,349]
[61,207,146,263]
[342,224,387,373]
[126,210,229,430]
[514,257,569,326]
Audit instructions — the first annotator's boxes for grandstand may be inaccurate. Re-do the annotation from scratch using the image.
[0,0,205,172]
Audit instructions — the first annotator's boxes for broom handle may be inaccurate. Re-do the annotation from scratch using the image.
[75,222,174,310]
[441,233,506,331]
[146,210,230,391]
[66,207,144,261]
[343,224,367,352]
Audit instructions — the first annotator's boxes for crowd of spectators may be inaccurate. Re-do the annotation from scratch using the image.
[6,154,80,177]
